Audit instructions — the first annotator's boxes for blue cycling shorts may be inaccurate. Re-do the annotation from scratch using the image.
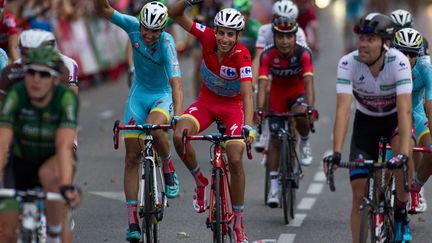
[413,108,430,145]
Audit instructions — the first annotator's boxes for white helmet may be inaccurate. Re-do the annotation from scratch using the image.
[272,0,299,21]
[214,8,245,31]
[393,28,423,53]
[19,29,56,48]
[390,9,413,28]
[139,1,169,30]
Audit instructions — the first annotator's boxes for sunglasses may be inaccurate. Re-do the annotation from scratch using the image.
[401,51,419,58]
[274,22,297,32]
[26,68,53,78]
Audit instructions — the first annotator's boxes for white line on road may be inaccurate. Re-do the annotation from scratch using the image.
[297,197,316,210]
[306,183,324,195]
[313,171,326,182]
[89,191,124,202]
[277,234,296,243]
[286,213,307,227]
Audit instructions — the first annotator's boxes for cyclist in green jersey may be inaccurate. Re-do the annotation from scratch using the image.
[0,46,80,243]
[232,0,261,57]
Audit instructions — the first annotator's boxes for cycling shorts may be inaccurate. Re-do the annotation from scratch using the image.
[181,97,244,139]
[413,108,430,144]
[269,92,308,114]
[349,111,398,181]
[123,87,173,139]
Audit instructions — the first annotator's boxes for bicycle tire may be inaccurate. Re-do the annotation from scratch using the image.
[281,137,290,225]
[19,229,34,243]
[287,140,296,219]
[359,205,376,243]
[264,154,270,205]
[213,168,223,243]
[142,159,158,243]
[382,177,395,243]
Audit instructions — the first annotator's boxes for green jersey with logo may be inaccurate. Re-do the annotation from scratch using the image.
[0,82,78,163]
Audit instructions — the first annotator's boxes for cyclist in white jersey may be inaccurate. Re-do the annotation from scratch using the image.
[324,13,414,243]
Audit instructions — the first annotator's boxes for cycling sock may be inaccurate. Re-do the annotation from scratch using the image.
[414,175,425,187]
[411,177,423,192]
[269,171,279,192]
[233,205,244,229]
[127,200,139,225]
[300,135,309,142]
[395,200,408,221]
[47,224,62,243]
[191,166,208,187]
[161,154,174,174]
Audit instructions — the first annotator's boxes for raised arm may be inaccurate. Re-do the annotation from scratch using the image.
[93,0,114,20]
[168,0,199,31]
[0,127,12,180]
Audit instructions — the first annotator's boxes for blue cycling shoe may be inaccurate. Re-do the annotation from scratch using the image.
[126,223,141,242]
[164,171,180,199]
[394,219,412,242]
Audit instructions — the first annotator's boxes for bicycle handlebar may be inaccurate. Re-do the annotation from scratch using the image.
[257,111,316,134]
[380,143,432,153]
[112,120,172,149]
[0,189,63,201]
[182,129,253,161]
[323,159,409,192]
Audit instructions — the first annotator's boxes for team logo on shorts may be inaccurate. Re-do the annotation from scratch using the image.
[220,66,238,79]
[240,67,252,78]
[134,41,140,49]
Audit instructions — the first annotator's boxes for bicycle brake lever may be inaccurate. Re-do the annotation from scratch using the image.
[326,162,336,192]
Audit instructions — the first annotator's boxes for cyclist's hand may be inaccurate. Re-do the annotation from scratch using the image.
[171,116,181,127]
[307,106,319,122]
[323,152,341,174]
[387,153,408,170]
[60,185,82,208]
[242,125,256,144]
[185,0,203,7]
[253,108,265,125]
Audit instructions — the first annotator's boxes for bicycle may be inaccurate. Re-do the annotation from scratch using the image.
[323,137,409,243]
[0,188,63,243]
[181,119,253,243]
[260,111,315,225]
[113,120,171,243]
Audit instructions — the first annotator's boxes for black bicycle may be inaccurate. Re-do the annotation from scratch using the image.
[113,120,171,243]
[261,111,315,224]
[324,138,409,243]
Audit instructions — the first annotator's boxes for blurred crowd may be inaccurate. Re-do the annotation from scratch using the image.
[0,0,426,88]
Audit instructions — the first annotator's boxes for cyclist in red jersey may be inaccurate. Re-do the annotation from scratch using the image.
[255,16,317,207]
[294,0,319,52]
[170,1,254,242]
[0,0,19,62]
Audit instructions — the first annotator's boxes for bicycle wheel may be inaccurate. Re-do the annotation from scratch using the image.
[287,140,297,219]
[142,159,158,243]
[359,205,376,243]
[19,229,34,243]
[213,168,223,243]
[382,177,395,243]
[280,137,291,225]
[264,155,270,205]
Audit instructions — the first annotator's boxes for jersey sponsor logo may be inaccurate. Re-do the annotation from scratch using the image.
[134,41,140,49]
[339,59,349,70]
[220,66,238,79]
[290,56,297,63]
[399,62,406,67]
[270,66,302,77]
[196,23,206,32]
[380,84,396,91]
[342,60,348,66]
[188,107,198,113]
[240,66,252,78]
[230,123,239,135]
[155,100,163,106]
[274,58,280,63]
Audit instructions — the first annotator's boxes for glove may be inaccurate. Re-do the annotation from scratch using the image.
[323,152,341,166]
[60,185,82,208]
[171,116,181,126]
[253,108,266,125]
[242,125,256,141]
[307,106,319,120]
[387,153,408,169]
[184,0,204,7]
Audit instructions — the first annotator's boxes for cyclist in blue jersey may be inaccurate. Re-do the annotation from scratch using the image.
[93,0,184,241]
[0,48,7,76]
[393,28,432,214]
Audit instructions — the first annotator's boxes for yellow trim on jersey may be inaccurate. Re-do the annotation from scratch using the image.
[303,72,314,77]
[181,114,200,132]
[150,108,170,123]
[416,129,430,145]
[258,75,269,80]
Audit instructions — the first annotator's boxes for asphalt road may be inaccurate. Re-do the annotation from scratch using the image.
[73,2,432,243]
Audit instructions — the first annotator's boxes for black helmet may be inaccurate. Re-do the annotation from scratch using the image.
[354,13,395,39]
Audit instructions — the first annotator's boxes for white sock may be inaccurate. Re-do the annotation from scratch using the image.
[46,225,62,243]
[269,171,279,192]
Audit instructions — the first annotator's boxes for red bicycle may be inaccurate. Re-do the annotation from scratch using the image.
[182,119,252,243]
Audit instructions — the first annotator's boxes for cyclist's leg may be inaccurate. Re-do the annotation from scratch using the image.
[290,94,313,165]
[0,209,19,242]
[39,156,75,239]
[267,116,283,206]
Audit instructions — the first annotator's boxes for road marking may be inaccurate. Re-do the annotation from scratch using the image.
[251,240,277,243]
[297,197,316,210]
[286,213,307,227]
[313,171,326,182]
[306,183,324,195]
[277,234,296,243]
[89,191,124,202]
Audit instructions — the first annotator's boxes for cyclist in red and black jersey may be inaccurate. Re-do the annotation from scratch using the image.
[170,1,254,242]
[255,16,317,207]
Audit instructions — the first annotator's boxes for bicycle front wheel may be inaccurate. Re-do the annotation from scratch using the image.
[359,205,376,243]
[143,159,159,243]
[213,168,223,243]
[264,154,270,205]
[288,140,297,219]
[281,137,291,225]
